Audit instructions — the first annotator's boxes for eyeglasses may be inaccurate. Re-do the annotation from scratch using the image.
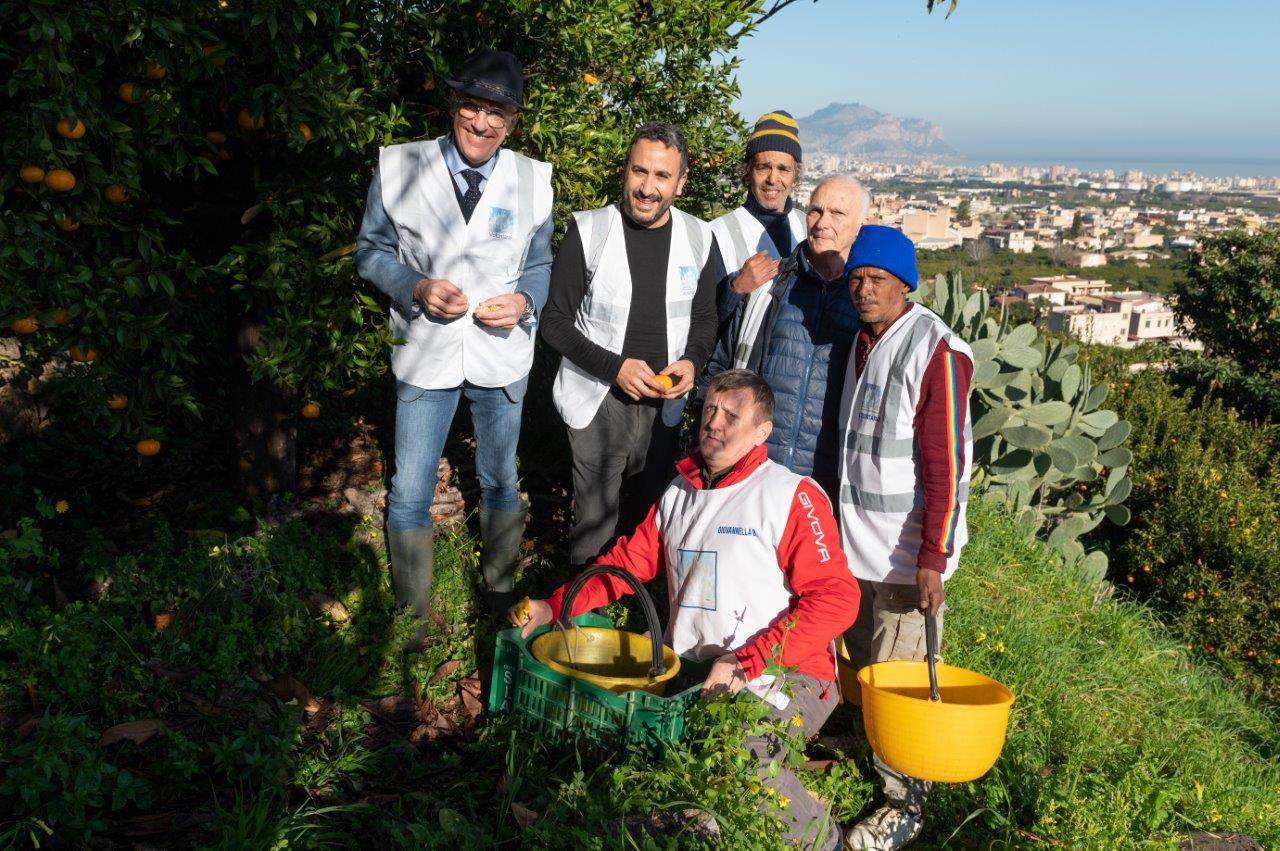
[455,100,514,129]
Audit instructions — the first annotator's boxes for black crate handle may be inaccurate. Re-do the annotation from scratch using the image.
[558,564,667,679]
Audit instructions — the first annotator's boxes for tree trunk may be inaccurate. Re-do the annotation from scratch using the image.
[232,307,296,498]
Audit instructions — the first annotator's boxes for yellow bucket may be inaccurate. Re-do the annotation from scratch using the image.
[858,660,1014,782]
[531,627,681,696]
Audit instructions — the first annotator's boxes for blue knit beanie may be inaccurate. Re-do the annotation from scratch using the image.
[845,225,919,291]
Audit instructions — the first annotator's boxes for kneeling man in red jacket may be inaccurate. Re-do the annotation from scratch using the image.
[513,368,860,850]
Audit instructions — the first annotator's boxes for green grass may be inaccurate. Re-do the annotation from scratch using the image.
[923,497,1280,846]
[3,495,1277,847]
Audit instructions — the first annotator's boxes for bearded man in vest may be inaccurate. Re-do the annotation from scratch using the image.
[838,226,974,850]
[513,369,860,851]
[542,122,723,569]
[709,110,807,324]
[354,47,554,648]
[700,175,870,501]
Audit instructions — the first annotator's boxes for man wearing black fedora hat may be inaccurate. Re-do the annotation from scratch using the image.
[355,47,554,649]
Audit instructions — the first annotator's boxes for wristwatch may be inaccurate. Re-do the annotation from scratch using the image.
[518,292,535,322]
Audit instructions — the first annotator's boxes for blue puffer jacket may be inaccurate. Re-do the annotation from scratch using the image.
[702,243,861,496]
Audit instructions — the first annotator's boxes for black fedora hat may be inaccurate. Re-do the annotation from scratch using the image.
[444,47,524,110]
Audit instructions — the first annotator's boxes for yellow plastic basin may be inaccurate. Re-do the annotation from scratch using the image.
[530,627,681,696]
[858,660,1014,782]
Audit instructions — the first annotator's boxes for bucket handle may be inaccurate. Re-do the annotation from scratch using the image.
[558,564,667,679]
[925,611,940,703]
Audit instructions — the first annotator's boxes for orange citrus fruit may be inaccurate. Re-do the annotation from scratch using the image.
[144,60,167,80]
[56,118,86,139]
[297,123,312,143]
[69,345,97,363]
[57,216,81,232]
[103,184,129,204]
[215,147,231,161]
[653,374,674,391]
[51,308,71,326]
[10,317,38,335]
[135,438,162,456]
[203,45,226,66]
[205,130,227,144]
[19,165,44,183]
[301,402,321,419]
[107,394,129,411]
[583,73,599,85]
[44,169,76,192]
[118,82,144,104]
[236,109,264,131]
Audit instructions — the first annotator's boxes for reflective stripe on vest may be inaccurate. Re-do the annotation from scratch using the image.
[552,204,712,429]
[837,306,974,584]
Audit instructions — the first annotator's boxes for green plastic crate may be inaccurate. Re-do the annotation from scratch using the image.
[487,614,701,755]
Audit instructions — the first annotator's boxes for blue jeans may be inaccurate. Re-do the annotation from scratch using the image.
[387,377,526,530]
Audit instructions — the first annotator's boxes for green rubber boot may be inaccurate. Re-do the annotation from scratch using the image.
[387,526,437,652]
[479,506,525,615]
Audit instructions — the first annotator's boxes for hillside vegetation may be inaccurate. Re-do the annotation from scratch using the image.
[4,494,1276,847]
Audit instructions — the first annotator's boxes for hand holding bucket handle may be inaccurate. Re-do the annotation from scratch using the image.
[925,611,941,703]
[559,564,667,679]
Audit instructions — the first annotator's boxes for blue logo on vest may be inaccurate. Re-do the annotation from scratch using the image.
[679,265,698,297]
[488,207,514,240]
[675,549,717,611]
[859,382,883,422]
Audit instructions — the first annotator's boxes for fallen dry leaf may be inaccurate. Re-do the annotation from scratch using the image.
[511,801,539,829]
[265,676,321,713]
[305,593,350,623]
[432,659,462,682]
[99,719,166,747]
[457,677,483,723]
[153,612,174,631]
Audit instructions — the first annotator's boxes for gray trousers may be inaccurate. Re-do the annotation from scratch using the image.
[843,579,943,817]
[566,392,677,567]
[746,674,842,851]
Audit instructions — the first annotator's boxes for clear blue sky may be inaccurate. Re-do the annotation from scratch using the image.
[734,0,1280,163]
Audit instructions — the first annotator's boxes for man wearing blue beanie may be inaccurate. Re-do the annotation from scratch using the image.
[838,225,975,850]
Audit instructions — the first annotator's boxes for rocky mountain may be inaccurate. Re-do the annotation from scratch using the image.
[797,102,958,161]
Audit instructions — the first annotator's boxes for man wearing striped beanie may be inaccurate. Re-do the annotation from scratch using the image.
[709,110,807,323]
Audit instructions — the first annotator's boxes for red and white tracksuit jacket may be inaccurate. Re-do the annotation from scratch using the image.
[547,444,861,683]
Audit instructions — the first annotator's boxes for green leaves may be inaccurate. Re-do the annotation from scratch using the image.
[924,270,1134,578]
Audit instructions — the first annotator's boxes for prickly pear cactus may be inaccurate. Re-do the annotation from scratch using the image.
[916,271,1132,580]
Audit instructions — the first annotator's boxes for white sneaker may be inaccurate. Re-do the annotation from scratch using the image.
[843,805,923,850]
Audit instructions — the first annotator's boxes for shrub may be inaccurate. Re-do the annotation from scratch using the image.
[1106,369,1280,701]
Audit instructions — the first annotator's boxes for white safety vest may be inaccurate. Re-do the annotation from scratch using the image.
[552,204,712,429]
[378,137,553,389]
[656,458,822,701]
[710,205,807,370]
[837,305,975,585]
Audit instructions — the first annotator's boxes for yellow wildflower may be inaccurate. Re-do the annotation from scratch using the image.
[790,714,804,728]
[1194,780,1203,799]
[776,795,790,808]
[975,629,987,644]
[995,641,1006,653]
[54,500,69,514]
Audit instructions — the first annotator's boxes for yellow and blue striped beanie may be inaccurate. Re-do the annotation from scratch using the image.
[746,110,801,163]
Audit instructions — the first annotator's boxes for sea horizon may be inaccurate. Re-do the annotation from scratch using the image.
[954,153,1280,180]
